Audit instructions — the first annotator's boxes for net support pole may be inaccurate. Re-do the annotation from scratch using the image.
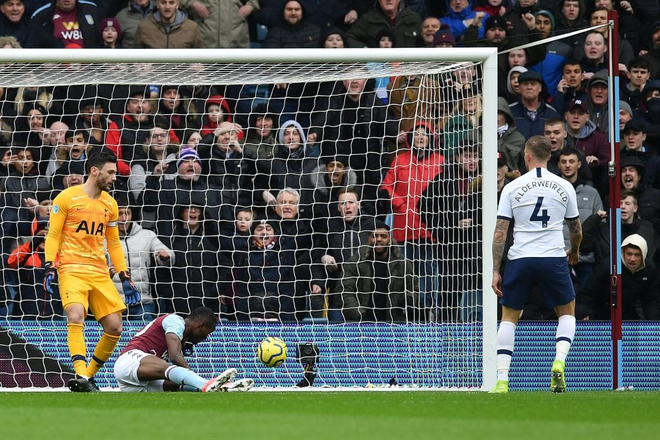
[481,50,499,391]
[607,10,623,390]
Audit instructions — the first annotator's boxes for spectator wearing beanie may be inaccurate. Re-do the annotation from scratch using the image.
[319,26,347,48]
[366,28,396,103]
[143,146,229,237]
[432,24,455,48]
[99,17,122,48]
[375,27,395,48]
[508,70,560,140]
[619,100,633,133]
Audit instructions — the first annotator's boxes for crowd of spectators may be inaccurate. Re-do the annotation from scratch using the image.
[0,0,659,322]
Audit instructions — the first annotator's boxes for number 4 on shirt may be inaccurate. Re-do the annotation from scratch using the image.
[530,196,550,228]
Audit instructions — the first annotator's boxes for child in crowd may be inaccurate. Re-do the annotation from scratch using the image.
[367,29,397,104]
[320,27,347,48]
[221,207,254,267]
[201,95,232,137]
[99,18,122,49]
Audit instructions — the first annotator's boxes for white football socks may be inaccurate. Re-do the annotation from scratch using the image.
[165,365,207,390]
[496,321,516,382]
[555,315,576,363]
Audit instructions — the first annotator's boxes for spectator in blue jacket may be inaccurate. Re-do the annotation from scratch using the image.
[441,0,488,41]
[530,10,572,96]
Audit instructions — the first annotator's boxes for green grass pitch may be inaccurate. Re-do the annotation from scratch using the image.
[1,391,659,440]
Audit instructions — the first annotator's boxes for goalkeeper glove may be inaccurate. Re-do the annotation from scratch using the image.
[119,271,140,306]
[43,261,57,295]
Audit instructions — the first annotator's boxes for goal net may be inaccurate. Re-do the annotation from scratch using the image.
[0,48,497,390]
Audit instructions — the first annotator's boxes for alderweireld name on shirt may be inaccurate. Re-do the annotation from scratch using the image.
[513,180,568,203]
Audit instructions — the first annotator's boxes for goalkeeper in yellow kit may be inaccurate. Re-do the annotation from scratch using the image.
[44,151,140,392]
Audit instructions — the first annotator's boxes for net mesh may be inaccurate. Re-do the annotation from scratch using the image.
[0,56,489,389]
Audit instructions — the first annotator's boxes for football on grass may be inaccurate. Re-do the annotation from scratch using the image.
[258,337,287,367]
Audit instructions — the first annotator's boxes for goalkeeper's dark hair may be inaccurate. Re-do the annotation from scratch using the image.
[85,150,117,174]
[188,307,218,327]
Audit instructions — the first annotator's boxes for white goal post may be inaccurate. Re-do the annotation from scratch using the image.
[0,47,498,390]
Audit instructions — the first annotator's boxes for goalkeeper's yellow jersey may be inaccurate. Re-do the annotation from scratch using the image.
[45,185,128,276]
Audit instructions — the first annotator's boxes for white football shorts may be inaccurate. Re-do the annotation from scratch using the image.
[113,349,166,392]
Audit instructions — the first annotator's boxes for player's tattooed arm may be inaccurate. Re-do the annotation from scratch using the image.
[492,218,510,274]
[566,218,583,265]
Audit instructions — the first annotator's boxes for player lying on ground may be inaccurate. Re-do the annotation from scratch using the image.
[114,307,253,392]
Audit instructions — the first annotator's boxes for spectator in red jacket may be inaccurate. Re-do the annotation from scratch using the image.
[200,95,233,138]
[381,122,444,320]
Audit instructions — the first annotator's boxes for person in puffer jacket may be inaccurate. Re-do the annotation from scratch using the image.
[110,195,174,321]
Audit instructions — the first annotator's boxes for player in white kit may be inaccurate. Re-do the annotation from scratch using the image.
[490,136,582,393]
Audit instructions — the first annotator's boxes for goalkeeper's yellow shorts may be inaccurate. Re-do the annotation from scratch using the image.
[59,271,126,319]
